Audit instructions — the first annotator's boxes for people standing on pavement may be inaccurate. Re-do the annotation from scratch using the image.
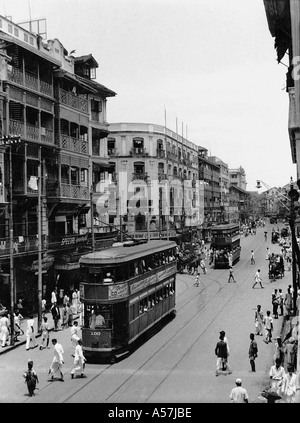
[271,289,279,319]
[284,286,293,316]
[283,337,297,372]
[51,302,60,332]
[252,269,264,289]
[263,310,274,344]
[215,332,231,376]
[296,289,300,316]
[39,316,50,350]
[0,312,10,347]
[71,339,86,379]
[14,310,23,342]
[51,289,57,305]
[229,378,249,403]
[25,315,37,351]
[41,298,47,316]
[250,250,255,265]
[23,359,38,397]
[278,289,284,316]
[61,304,68,329]
[228,267,236,283]
[70,320,80,356]
[249,333,258,372]
[72,289,78,314]
[269,358,285,395]
[48,338,64,381]
[66,302,73,327]
[274,337,284,365]
[63,292,70,307]
[280,365,297,403]
[254,305,264,336]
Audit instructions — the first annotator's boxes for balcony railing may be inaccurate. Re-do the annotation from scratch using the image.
[132,172,148,182]
[0,234,47,257]
[61,134,88,154]
[61,184,89,200]
[7,66,53,97]
[129,147,148,157]
[9,119,55,145]
[59,88,88,113]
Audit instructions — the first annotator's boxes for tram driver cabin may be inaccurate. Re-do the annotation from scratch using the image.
[78,240,177,362]
[210,223,241,269]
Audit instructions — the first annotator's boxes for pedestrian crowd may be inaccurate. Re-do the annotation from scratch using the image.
[214,221,300,403]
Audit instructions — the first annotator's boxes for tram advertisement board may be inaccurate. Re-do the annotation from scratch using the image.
[130,263,176,295]
[108,283,128,300]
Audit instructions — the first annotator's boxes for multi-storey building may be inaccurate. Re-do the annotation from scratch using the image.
[229,166,247,190]
[105,122,201,243]
[0,16,116,312]
[209,156,230,222]
[198,147,221,240]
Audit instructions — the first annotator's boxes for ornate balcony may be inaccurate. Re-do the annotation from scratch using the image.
[9,119,55,145]
[132,172,148,182]
[129,147,149,157]
[59,88,88,113]
[61,134,88,154]
[7,66,53,97]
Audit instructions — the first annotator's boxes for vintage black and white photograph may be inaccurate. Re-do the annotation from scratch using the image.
[0,0,299,409]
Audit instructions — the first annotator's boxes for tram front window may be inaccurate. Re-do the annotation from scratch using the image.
[84,304,111,329]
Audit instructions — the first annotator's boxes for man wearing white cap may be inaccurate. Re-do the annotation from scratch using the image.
[229,378,249,403]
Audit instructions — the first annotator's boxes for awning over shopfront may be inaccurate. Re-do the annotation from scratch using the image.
[263,0,291,62]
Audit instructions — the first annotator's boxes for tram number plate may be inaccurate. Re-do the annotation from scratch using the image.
[91,331,101,336]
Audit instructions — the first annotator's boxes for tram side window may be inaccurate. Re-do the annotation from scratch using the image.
[130,302,139,321]
[139,298,148,314]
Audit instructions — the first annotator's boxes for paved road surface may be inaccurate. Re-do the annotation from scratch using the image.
[0,223,290,403]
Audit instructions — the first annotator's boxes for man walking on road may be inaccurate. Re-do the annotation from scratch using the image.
[229,378,249,403]
[48,338,64,381]
[249,333,258,372]
[228,267,236,283]
[250,250,255,265]
[71,339,86,379]
[263,310,274,344]
[215,332,231,376]
[254,305,264,336]
[252,269,264,289]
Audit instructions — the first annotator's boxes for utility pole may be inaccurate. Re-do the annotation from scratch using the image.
[90,188,95,252]
[37,157,42,331]
[9,144,14,345]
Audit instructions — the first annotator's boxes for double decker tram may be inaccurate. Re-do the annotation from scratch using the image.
[79,240,177,362]
[210,223,241,269]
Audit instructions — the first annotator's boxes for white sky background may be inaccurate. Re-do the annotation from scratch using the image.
[2,0,297,191]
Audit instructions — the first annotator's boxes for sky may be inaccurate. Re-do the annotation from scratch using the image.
[1,0,297,191]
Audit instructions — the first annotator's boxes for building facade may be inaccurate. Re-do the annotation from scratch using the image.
[106,122,202,243]
[0,15,116,311]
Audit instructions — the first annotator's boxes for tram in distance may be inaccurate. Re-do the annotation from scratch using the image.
[78,240,177,362]
[210,223,241,269]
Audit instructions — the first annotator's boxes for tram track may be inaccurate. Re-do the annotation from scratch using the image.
[46,235,264,403]
[61,263,246,402]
